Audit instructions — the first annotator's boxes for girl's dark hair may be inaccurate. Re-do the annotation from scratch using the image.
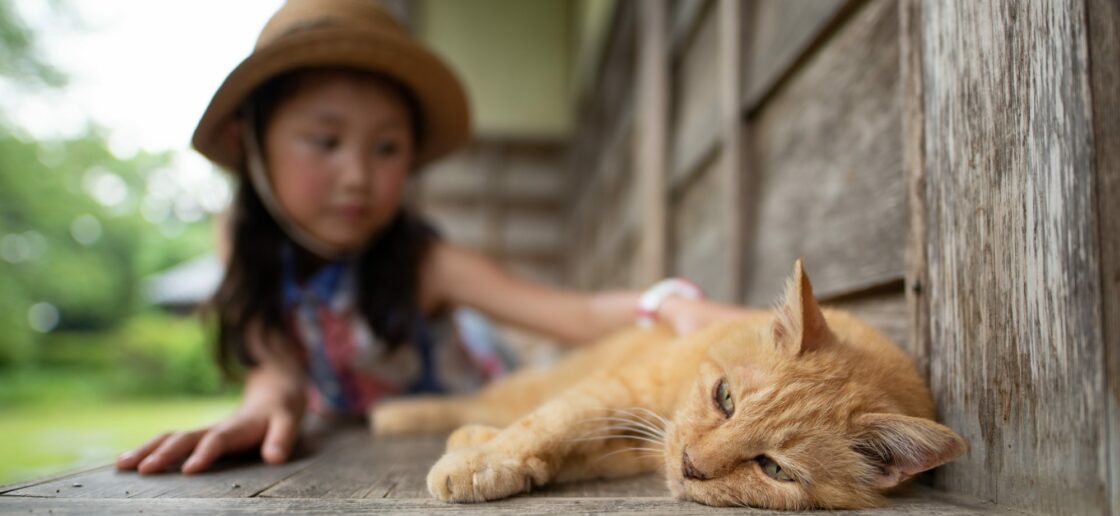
[209,67,435,378]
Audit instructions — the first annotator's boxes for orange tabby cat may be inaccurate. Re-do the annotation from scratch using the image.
[372,260,967,509]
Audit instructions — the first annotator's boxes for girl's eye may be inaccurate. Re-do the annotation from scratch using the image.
[757,455,794,482]
[309,135,340,151]
[713,378,734,417]
[374,141,400,157]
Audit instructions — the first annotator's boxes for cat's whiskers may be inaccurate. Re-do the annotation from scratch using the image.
[622,406,671,430]
[613,408,668,436]
[569,432,665,447]
[590,414,666,439]
[591,446,664,465]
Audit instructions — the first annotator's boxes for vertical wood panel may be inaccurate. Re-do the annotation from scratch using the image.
[718,0,743,302]
[1087,0,1120,510]
[671,158,731,301]
[635,0,668,286]
[741,0,849,110]
[918,2,1107,512]
[743,0,903,305]
[900,0,930,381]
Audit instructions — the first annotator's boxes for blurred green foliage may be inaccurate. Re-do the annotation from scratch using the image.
[0,0,230,398]
[0,0,237,485]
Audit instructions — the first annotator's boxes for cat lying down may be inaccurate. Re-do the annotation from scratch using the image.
[371,260,967,510]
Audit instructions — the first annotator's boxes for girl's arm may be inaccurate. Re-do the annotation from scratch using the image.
[422,241,760,346]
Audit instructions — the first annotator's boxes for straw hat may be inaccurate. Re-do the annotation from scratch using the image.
[192,0,471,172]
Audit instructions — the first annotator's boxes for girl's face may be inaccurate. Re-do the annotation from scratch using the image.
[263,71,415,252]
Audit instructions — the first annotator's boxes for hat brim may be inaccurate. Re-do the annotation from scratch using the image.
[192,26,471,172]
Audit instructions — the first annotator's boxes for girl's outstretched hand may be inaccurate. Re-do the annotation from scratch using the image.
[660,296,765,337]
[116,367,305,475]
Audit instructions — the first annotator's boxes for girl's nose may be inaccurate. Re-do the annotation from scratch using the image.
[337,153,372,190]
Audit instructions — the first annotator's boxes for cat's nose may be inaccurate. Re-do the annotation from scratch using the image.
[682,450,708,480]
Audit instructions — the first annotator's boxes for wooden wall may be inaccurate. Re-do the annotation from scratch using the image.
[417,141,567,286]
[564,0,1119,513]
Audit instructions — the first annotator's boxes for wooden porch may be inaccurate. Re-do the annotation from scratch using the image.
[0,423,1001,514]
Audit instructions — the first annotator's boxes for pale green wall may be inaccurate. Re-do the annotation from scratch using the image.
[571,0,614,101]
[417,0,573,139]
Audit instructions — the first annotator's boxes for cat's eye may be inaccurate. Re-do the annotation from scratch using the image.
[713,378,734,417]
[757,455,794,482]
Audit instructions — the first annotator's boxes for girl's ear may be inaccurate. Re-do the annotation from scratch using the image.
[771,259,834,355]
[852,413,969,489]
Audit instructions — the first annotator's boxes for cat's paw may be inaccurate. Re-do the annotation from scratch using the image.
[447,424,501,451]
[427,447,549,502]
[371,397,457,436]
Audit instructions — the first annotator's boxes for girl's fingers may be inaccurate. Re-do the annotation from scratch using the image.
[136,430,204,475]
[261,411,298,464]
[181,428,235,474]
[116,432,172,470]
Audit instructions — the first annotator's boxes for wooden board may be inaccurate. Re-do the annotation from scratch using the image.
[0,487,1004,515]
[670,2,721,188]
[670,156,733,302]
[824,287,910,360]
[742,0,904,306]
[914,2,1109,513]
[2,427,366,499]
[1086,0,1120,508]
[742,0,850,110]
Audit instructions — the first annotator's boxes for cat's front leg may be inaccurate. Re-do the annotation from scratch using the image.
[425,368,670,502]
[427,442,552,502]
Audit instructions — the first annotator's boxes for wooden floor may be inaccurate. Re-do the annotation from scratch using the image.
[0,422,1004,514]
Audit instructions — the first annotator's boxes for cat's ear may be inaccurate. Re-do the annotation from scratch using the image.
[852,413,968,489]
[772,258,833,354]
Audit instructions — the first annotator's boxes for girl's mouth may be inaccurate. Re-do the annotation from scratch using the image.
[334,205,370,222]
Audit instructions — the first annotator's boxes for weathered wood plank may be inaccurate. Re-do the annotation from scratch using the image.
[258,435,443,499]
[634,0,669,286]
[4,426,367,499]
[0,486,1007,514]
[671,156,733,302]
[718,0,744,302]
[670,3,720,188]
[742,0,904,306]
[1086,0,1120,511]
[900,0,931,382]
[916,2,1108,513]
[742,0,850,111]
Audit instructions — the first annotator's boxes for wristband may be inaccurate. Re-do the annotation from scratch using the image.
[636,278,704,328]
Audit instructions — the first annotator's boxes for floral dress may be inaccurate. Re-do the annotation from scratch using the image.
[281,248,513,415]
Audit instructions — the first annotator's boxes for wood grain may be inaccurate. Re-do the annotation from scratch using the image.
[4,426,366,499]
[741,0,850,111]
[0,486,1004,515]
[635,0,669,285]
[671,156,733,302]
[915,2,1108,513]
[900,0,931,382]
[1086,0,1120,511]
[670,2,720,188]
[742,0,904,306]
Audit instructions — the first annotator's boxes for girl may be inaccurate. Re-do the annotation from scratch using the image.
[116,0,754,475]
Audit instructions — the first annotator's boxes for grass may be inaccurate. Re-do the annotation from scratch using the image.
[0,397,238,485]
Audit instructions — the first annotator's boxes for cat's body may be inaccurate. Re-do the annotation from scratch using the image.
[372,261,966,510]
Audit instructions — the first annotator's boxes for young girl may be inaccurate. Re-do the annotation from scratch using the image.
[116,0,754,475]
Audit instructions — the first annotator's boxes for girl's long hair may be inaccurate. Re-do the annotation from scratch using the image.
[208,68,435,378]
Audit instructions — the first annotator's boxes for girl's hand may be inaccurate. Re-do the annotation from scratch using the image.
[116,365,305,475]
[115,403,302,474]
[659,296,763,336]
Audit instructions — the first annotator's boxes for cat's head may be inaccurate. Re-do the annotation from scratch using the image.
[663,260,967,509]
